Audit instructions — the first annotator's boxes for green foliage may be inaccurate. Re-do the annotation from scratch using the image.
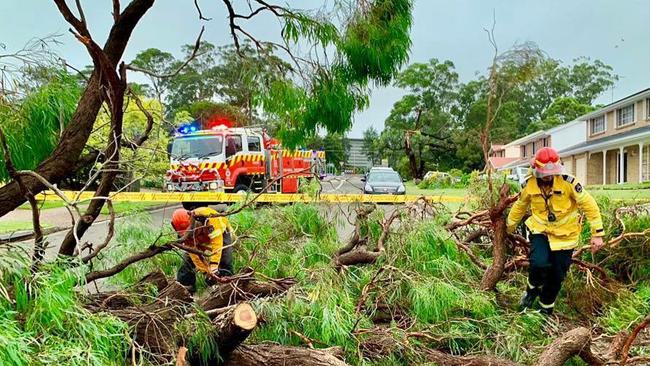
[97,213,180,286]
[175,312,219,364]
[0,70,81,182]
[341,0,413,86]
[599,283,650,333]
[306,133,350,171]
[362,127,383,165]
[88,96,169,186]
[0,260,130,365]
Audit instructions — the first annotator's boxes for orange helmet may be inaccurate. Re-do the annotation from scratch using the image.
[171,209,191,234]
[530,147,563,177]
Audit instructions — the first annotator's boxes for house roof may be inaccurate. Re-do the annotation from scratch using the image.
[504,130,548,148]
[558,125,650,156]
[501,158,530,169]
[578,88,650,121]
[488,157,519,169]
[545,119,584,134]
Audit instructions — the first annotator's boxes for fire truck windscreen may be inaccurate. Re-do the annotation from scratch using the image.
[171,135,224,159]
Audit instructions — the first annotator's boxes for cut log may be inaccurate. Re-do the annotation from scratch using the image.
[225,344,349,366]
[187,302,258,366]
[214,303,257,355]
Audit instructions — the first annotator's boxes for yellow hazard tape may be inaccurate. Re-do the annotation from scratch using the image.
[33,191,467,204]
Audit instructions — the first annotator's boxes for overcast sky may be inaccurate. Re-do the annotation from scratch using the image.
[1,0,649,137]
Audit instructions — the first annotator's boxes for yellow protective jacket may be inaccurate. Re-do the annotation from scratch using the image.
[188,207,235,275]
[506,174,604,251]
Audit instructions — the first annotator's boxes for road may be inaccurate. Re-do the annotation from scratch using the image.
[9,175,368,262]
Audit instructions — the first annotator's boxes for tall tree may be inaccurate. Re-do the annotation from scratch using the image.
[129,48,174,100]
[362,127,382,165]
[380,59,459,179]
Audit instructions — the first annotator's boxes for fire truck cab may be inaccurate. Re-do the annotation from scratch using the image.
[166,123,325,198]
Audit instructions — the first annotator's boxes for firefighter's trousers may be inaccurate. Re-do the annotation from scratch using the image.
[527,234,573,310]
[177,230,234,293]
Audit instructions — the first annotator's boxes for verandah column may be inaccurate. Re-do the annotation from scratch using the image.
[619,146,625,184]
[640,142,645,183]
[602,150,607,185]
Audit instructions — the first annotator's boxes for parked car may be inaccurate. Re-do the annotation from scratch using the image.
[503,166,530,185]
[362,170,406,195]
[423,171,460,183]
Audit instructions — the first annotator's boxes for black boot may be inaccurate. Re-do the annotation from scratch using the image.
[538,301,554,316]
[519,287,540,311]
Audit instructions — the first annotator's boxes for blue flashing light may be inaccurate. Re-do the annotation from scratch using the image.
[190,126,197,132]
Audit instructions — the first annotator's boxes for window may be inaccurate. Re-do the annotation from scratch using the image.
[542,138,548,147]
[225,135,242,158]
[247,136,261,152]
[532,142,537,155]
[616,104,635,127]
[521,146,526,158]
[590,115,605,135]
[646,98,650,120]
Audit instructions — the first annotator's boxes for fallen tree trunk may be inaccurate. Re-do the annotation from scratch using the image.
[225,344,348,366]
[535,327,604,366]
[198,274,296,311]
[424,349,520,366]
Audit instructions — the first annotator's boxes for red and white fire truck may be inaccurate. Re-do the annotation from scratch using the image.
[165,120,326,199]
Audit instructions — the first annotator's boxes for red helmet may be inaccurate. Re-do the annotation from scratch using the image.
[530,147,563,177]
[171,209,191,234]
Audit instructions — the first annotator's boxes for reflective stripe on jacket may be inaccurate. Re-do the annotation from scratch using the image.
[188,207,236,275]
[506,174,604,251]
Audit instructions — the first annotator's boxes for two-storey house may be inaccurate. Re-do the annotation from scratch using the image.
[500,120,586,171]
[559,88,650,185]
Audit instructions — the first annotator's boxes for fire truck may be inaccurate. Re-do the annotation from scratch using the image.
[165,120,326,205]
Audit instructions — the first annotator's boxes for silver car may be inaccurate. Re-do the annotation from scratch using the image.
[362,170,406,195]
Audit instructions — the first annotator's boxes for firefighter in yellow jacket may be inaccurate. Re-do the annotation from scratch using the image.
[171,207,235,293]
[507,147,605,315]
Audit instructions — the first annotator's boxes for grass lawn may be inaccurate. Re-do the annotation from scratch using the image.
[0,221,51,234]
[404,181,649,208]
[100,201,161,215]
[404,181,468,197]
[590,189,650,201]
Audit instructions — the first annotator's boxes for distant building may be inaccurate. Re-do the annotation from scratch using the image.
[488,144,520,170]
[346,138,372,169]
[559,88,650,185]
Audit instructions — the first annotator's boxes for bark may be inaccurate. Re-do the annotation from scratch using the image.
[335,248,382,267]
[424,349,520,366]
[0,0,154,219]
[198,275,296,311]
[213,303,257,357]
[534,327,604,366]
[620,314,650,366]
[110,281,192,356]
[480,183,518,291]
[225,345,348,366]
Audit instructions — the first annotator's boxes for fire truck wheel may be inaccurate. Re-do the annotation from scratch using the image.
[234,184,251,194]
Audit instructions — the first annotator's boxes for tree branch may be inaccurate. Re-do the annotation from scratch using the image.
[126,26,205,78]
